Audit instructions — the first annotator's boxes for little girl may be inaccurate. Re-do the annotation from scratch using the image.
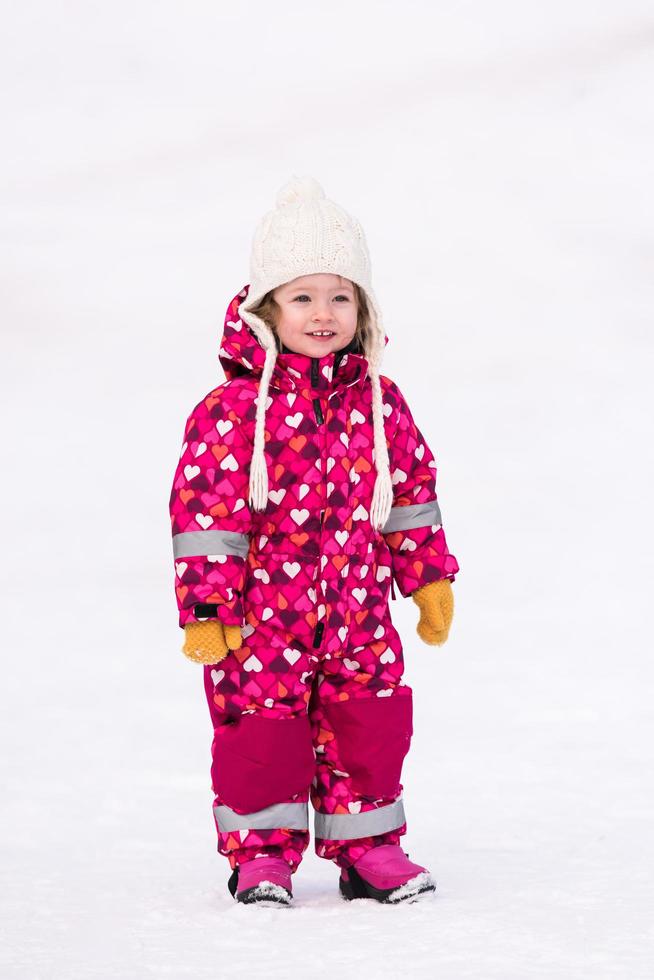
[169,176,460,907]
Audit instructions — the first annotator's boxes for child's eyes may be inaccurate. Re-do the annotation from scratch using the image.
[293,295,349,302]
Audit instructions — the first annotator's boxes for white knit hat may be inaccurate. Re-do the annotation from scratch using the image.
[238,175,393,531]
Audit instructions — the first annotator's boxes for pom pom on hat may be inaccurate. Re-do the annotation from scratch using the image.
[275,175,326,208]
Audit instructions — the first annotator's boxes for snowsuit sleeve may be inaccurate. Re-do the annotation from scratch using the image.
[169,387,252,629]
[381,381,460,597]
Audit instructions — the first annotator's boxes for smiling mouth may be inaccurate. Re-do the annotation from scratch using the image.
[306,331,335,337]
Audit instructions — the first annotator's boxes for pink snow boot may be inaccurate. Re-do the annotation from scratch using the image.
[227,857,293,907]
[339,845,436,904]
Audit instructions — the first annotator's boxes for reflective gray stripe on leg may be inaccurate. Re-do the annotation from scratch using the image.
[314,799,406,841]
[213,801,309,833]
[173,530,250,559]
[381,500,442,534]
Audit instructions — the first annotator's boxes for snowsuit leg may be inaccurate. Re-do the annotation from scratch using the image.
[308,640,413,870]
[203,628,319,872]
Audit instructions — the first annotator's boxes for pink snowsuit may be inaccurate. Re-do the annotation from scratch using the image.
[169,284,460,872]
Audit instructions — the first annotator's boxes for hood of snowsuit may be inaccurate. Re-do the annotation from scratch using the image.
[218,283,389,392]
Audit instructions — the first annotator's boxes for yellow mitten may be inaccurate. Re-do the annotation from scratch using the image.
[182,619,243,665]
[411,579,454,646]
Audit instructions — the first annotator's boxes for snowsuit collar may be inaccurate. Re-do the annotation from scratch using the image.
[219,286,369,393]
[272,347,367,393]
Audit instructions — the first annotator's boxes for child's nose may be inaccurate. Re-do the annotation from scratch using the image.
[312,302,334,322]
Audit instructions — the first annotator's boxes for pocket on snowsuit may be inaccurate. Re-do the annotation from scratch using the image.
[243,544,318,644]
[346,541,394,646]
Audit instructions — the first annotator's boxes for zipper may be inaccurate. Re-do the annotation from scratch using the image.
[314,355,326,649]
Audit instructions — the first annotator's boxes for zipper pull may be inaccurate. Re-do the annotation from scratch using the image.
[313,397,324,424]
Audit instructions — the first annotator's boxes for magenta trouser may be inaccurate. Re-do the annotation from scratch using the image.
[203,623,413,872]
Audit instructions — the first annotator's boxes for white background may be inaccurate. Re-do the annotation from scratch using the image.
[2,2,653,977]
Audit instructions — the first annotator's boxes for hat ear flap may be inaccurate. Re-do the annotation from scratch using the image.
[238,304,277,352]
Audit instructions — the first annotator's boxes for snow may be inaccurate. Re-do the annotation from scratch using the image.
[1,1,653,977]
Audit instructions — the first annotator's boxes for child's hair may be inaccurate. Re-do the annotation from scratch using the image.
[247,281,371,355]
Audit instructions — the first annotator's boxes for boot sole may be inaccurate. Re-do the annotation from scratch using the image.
[228,868,293,907]
[339,866,436,904]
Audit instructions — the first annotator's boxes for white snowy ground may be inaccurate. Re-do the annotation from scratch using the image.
[2,2,653,977]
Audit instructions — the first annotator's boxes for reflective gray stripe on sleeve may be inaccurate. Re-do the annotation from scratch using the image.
[381,500,442,534]
[172,530,250,559]
[213,801,309,833]
[314,798,406,841]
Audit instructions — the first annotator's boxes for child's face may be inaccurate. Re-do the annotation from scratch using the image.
[272,274,358,357]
